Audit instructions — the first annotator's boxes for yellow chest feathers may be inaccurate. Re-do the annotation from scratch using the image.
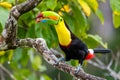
[54,21,72,46]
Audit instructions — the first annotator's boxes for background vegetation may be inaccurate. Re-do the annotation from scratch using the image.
[0,0,120,80]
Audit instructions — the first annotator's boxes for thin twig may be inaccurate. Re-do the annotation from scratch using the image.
[0,68,5,80]
[0,64,16,80]
[88,57,120,80]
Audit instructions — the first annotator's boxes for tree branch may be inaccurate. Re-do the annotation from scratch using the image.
[0,0,42,50]
[16,38,106,80]
[0,0,107,80]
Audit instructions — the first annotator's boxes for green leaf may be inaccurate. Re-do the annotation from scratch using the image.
[110,0,120,28]
[18,69,31,77]
[78,0,91,16]
[32,55,42,70]
[35,23,44,38]
[84,0,99,12]
[27,73,38,80]
[7,0,15,3]
[0,23,3,34]
[62,12,75,32]
[35,23,51,45]
[35,23,58,47]
[28,48,34,62]
[0,7,9,28]
[70,60,79,66]
[40,74,52,80]
[26,23,36,38]
[12,48,23,62]
[20,48,29,66]
[95,9,104,24]
[37,2,48,11]
[0,55,7,64]
[113,14,120,28]
[26,26,36,38]
[110,0,120,13]
[84,34,107,48]
[70,2,88,38]
[46,0,57,10]
[6,50,13,61]
[17,26,27,38]
[14,73,23,80]
[28,49,46,72]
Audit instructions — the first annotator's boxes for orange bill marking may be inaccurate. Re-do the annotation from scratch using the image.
[48,16,58,20]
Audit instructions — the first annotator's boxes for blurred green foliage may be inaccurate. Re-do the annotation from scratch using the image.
[110,0,120,28]
[0,0,120,80]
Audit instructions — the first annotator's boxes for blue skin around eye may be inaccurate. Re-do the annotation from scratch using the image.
[41,20,47,23]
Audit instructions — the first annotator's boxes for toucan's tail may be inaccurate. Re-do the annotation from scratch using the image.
[93,48,111,53]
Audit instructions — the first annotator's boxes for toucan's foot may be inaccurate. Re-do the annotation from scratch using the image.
[55,57,65,66]
[75,64,81,74]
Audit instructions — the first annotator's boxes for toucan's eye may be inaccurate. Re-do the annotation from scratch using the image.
[60,18,62,21]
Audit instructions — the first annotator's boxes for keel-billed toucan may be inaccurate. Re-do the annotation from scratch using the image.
[35,11,111,66]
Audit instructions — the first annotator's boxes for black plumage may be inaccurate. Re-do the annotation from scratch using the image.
[59,24,89,65]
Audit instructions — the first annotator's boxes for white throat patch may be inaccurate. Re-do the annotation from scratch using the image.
[88,49,94,54]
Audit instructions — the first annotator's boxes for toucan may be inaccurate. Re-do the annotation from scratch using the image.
[35,11,111,70]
